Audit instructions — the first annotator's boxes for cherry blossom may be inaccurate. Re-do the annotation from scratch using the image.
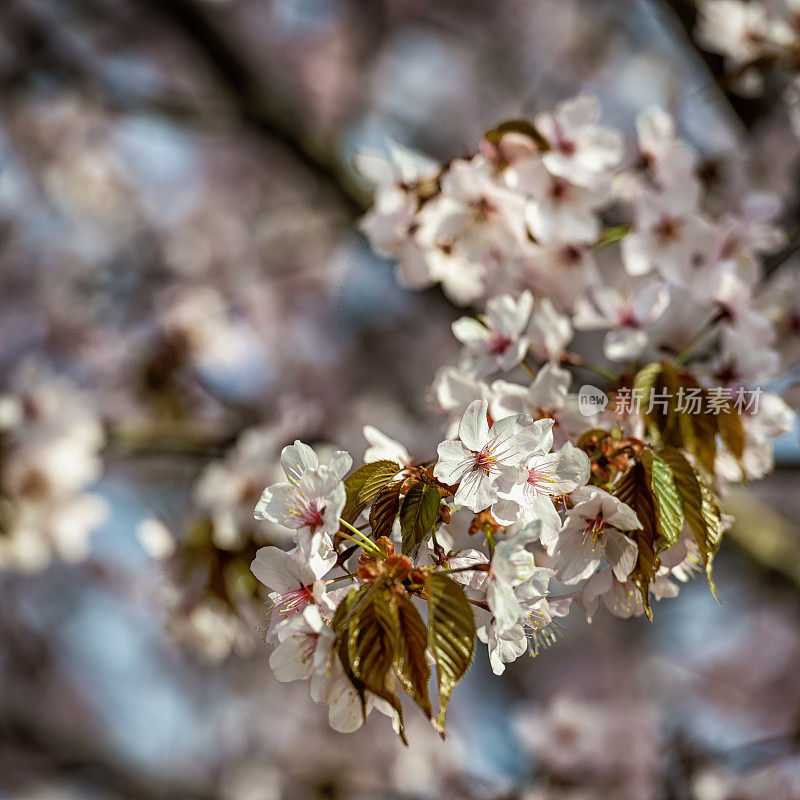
[254,441,352,556]
[526,298,574,362]
[491,363,592,447]
[433,399,547,512]
[535,95,624,188]
[574,277,671,361]
[555,487,640,585]
[251,545,336,632]
[451,291,533,375]
[493,441,591,540]
[362,425,412,468]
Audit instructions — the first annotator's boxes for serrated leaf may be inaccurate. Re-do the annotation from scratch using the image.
[634,362,678,447]
[424,572,475,732]
[400,483,440,555]
[342,460,401,523]
[717,406,745,463]
[369,482,402,540]
[695,472,724,598]
[674,374,718,475]
[612,461,657,618]
[392,592,433,722]
[641,449,684,549]
[331,586,372,718]
[345,586,407,744]
[659,447,722,599]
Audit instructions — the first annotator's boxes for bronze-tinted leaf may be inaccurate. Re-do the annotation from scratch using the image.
[331,586,372,718]
[612,461,658,618]
[634,361,678,446]
[342,460,401,523]
[717,405,746,465]
[674,374,718,475]
[392,592,433,721]
[369,482,402,540]
[424,572,475,733]
[346,587,407,744]
[483,119,549,151]
[400,483,440,555]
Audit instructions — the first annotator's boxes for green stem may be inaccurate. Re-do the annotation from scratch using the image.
[674,317,720,368]
[581,361,619,383]
[562,352,619,383]
[339,518,381,555]
[326,572,357,585]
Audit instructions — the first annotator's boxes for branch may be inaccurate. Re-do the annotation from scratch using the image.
[130,0,369,216]
[651,0,771,131]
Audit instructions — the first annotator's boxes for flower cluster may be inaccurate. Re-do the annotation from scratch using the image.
[696,0,800,135]
[0,360,108,571]
[249,97,798,741]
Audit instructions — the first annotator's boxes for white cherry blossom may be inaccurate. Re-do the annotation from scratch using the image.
[573,277,671,361]
[526,298,573,361]
[555,487,640,585]
[451,291,533,375]
[433,399,548,512]
[362,425,412,468]
[493,441,591,541]
[254,440,352,556]
[490,363,592,447]
[621,186,713,284]
[535,95,624,188]
[251,545,335,631]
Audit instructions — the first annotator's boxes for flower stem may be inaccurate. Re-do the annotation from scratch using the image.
[326,572,357,585]
[339,518,381,555]
[674,312,723,368]
[521,358,538,380]
[561,351,619,383]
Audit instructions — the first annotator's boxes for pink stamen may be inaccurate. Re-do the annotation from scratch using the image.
[616,306,639,329]
[526,456,561,494]
[581,514,606,545]
[275,586,315,617]
[288,495,326,531]
[471,433,519,476]
[489,330,513,354]
[299,631,319,663]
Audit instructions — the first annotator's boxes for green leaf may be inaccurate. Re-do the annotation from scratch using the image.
[400,483,440,556]
[641,449,684,549]
[695,471,724,598]
[424,572,475,732]
[369,482,402,540]
[594,224,630,249]
[659,447,723,599]
[341,460,401,523]
[392,592,433,722]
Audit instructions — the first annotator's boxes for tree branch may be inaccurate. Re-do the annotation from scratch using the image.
[651,0,771,130]
[130,0,368,217]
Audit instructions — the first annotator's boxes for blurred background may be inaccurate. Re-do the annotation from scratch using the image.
[0,0,799,798]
